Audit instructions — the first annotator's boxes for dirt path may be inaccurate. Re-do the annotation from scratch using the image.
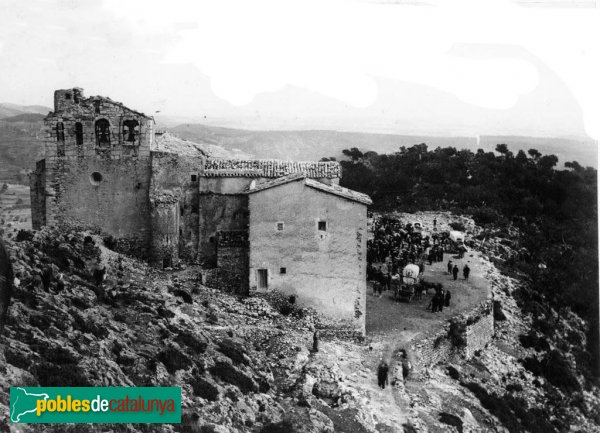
[361,213,493,430]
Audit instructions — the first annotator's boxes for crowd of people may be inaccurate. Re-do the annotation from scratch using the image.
[367,215,473,313]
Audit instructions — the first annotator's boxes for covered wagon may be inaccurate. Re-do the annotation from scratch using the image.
[394,264,421,302]
[449,230,465,243]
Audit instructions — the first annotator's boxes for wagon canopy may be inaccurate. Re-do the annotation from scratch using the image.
[402,264,420,285]
[449,230,465,243]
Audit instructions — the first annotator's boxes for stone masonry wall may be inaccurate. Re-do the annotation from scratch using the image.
[29,159,46,230]
[464,300,495,358]
[40,89,154,259]
[216,231,249,294]
[248,180,368,335]
[409,298,494,370]
[49,157,153,258]
[409,322,456,371]
[149,151,205,266]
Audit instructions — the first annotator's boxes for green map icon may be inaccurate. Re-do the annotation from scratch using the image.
[10,387,49,423]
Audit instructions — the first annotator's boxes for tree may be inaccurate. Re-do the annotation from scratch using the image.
[342,147,364,162]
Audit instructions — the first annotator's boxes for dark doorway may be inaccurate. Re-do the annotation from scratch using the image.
[257,269,268,289]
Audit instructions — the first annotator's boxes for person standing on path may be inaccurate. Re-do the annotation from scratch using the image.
[312,330,320,353]
[401,351,412,382]
[463,264,470,281]
[447,260,453,275]
[377,359,389,389]
[452,265,459,281]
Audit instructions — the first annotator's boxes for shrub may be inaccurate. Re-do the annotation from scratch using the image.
[103,235,117,249]
[522,351,581,393]
[449,221,466,231]
[518,331,549,351]
[493,300,507,321]
[448,319,467,348]
[521,356,543,376]
[263,290,306,317]
[506,383,523,392]
[543,350,581,392]
[439,413,463,432]
[461,381,523,432]
[468,206,506,225]
[261,420,295,433]
[532,316,557,336]
[34,362,91,386]
[462,381,558,433]
[446,365,460,380]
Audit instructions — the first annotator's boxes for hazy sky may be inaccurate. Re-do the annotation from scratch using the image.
[0,0,598,139]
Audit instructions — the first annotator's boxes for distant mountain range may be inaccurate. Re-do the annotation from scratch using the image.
[0,103,51,119]
[169,123,598,168]
[0,104,50,182]
[0,102,596,183]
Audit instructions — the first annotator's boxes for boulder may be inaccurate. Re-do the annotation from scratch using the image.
[157,343,193,374]
[210,360,259,394]
[190,375,220,401]
[218,338,250,365]
[174,288,193,304]
[175,329,208,354]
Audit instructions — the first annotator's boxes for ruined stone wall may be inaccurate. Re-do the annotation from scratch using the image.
[248,180,368,335]
[29,159,46,230]
[44,90,154,165]
[408,298,494,370]
[38,89,154,258]
[409,323,456,371]
[214,231,249,294]
[464,300,495,358]
[197,193,249,266]
[149,151,204,266]
[48,158,153,257]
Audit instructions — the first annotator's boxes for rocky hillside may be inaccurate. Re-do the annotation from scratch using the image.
[1,220,599,432]
[0,227,413,432]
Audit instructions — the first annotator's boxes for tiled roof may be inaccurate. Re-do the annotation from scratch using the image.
[304,178,372,205]
[204,159,340,178]
[246,174,372,206]
[245,173,305,193]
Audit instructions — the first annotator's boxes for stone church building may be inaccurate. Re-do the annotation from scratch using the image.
[30,88,371,333]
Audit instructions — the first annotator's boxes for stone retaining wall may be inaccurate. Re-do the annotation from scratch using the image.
[409,297,494,370]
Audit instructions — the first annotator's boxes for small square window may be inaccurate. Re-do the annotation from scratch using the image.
[280,267,286,274]
[191,174,197,182]
[276,222,284,231]
[318,221,327,231]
